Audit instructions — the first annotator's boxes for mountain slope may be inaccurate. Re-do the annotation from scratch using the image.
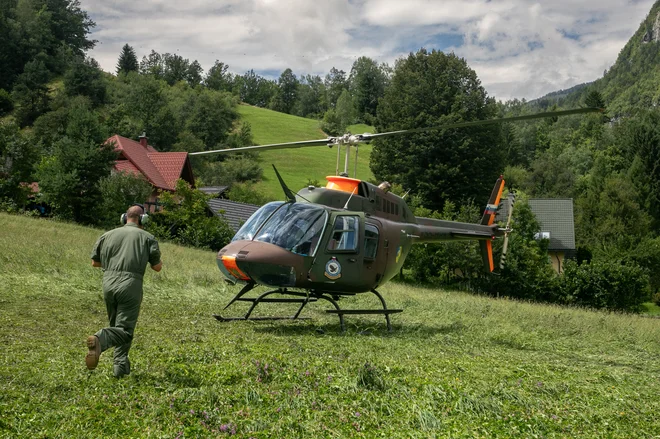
[547,1,660,114]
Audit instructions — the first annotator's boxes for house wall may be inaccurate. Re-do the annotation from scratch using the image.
[549,251,565,274]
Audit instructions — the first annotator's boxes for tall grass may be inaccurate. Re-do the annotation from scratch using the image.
[1,213,659,438]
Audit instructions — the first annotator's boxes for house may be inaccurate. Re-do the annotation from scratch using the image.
[206,198,260,232]
[527,199,576,273]
[106,133,195,209]
[497,197,576,273]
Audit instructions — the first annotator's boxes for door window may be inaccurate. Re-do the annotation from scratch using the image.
[364,224,379,260]
[327,216,359,252]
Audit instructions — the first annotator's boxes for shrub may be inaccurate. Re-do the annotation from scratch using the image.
[653,292,660,307]
[99,172,153,229]
[560,259,649,312]
[147,180,233,251]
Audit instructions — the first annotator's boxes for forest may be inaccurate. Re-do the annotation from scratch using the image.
[1,0,660,311]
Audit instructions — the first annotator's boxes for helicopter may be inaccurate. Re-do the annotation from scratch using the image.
[189,107,601,331]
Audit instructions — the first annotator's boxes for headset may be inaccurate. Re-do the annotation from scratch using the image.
[120,203,149,226]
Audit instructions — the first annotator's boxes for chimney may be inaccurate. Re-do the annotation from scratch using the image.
[139,132,148,148]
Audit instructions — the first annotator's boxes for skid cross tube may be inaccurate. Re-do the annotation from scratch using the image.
[214,288,403,331]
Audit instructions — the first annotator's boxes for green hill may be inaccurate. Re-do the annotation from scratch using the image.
[237,104,375,201]
[1,213,659,437]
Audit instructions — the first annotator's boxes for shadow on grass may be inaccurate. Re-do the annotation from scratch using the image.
[245,319,467,339]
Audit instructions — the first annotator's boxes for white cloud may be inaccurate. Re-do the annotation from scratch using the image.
[80,0,656,100]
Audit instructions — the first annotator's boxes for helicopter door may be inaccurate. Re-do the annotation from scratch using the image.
[309,213,367,292]
[363,221,386,287]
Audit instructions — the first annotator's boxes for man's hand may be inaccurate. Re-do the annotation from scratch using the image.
[91,260,102,268]
[151,261,163,272]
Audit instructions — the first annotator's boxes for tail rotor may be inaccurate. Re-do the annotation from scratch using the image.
[499,192,516,270]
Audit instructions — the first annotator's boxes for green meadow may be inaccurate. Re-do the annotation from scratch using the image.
[1,213,659,438]
[237,105,374,201]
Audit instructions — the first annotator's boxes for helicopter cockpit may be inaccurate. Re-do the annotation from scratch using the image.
[232,202,328,257]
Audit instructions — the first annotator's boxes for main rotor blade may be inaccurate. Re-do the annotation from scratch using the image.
[362,107,603,141]
[188,107,601,157]
[189,138,331,156]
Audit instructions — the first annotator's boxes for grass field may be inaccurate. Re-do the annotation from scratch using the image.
[236,105,375,201]
[1,213,660,438]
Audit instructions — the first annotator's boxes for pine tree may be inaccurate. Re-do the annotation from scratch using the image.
[116,44,138,75]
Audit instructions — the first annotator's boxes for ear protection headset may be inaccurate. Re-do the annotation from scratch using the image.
[120,203,149,226]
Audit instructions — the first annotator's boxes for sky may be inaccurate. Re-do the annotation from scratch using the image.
[80,0,657,101]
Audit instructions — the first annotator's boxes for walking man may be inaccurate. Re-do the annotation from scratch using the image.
[86,204,162,378]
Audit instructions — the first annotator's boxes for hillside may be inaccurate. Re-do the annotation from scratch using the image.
[237,104,375,201]
[1,213,659,437]
[541,1,660,114]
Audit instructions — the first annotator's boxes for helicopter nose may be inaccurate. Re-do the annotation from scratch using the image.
[217,241,305,287]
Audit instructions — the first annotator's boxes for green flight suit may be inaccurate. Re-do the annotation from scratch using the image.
[90,223,161,376]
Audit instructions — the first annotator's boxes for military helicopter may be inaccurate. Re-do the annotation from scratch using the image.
[190,107,600,331]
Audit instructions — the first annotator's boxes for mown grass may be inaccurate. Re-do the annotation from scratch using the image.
[1,213,659,438]
[237,105,374,201]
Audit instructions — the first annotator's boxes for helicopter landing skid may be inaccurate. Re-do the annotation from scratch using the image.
[214,287,401,332]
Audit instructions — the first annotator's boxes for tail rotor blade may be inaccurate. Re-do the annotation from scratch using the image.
[499,193,516,270]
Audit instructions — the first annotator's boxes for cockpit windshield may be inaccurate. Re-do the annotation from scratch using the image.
[233,202,328,257]
[232,201,284,242]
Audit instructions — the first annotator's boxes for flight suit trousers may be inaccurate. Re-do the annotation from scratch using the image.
[95,272,143,376]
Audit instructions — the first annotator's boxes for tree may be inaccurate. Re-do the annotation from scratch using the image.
[584,89,605,109]
[294,74,326,118]
[324,67,347,109]
[0,120,39,205]
[270,68,299,114]
[12,57,51,127]
[371,49,502,212]
[116,44,138,75]
[348,57,388,123]
[36,102,117,224]
[139,50,164,78]
[64,56,106,106]
[205,60,233,92]
[186,60,203,87]
[184,89,238,149]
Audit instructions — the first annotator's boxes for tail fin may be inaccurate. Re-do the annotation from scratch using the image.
[480,175,505,226]
[479,176,505,272]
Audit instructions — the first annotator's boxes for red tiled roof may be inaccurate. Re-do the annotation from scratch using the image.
[148,152,189,190]
[105,135,192,191]
[114,160,141,177]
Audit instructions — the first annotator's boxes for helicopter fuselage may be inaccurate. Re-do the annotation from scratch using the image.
[216,176,503,294]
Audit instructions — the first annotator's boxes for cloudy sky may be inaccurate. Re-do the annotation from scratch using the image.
[81,0,656,101]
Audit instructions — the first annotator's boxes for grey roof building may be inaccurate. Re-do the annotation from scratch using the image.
[527,199,575,252]
[497,197,576,252]
[207,198,260,232]
[198,186,229,197]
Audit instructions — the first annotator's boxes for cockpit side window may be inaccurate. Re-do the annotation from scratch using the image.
[327,216,359,252]
[232,201,284,242]
[364,224,379,260]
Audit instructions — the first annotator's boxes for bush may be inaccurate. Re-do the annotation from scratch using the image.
[147,179,233,251]
[560,259,649,312]
[652,292,660,307]
[99,172,153,229]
